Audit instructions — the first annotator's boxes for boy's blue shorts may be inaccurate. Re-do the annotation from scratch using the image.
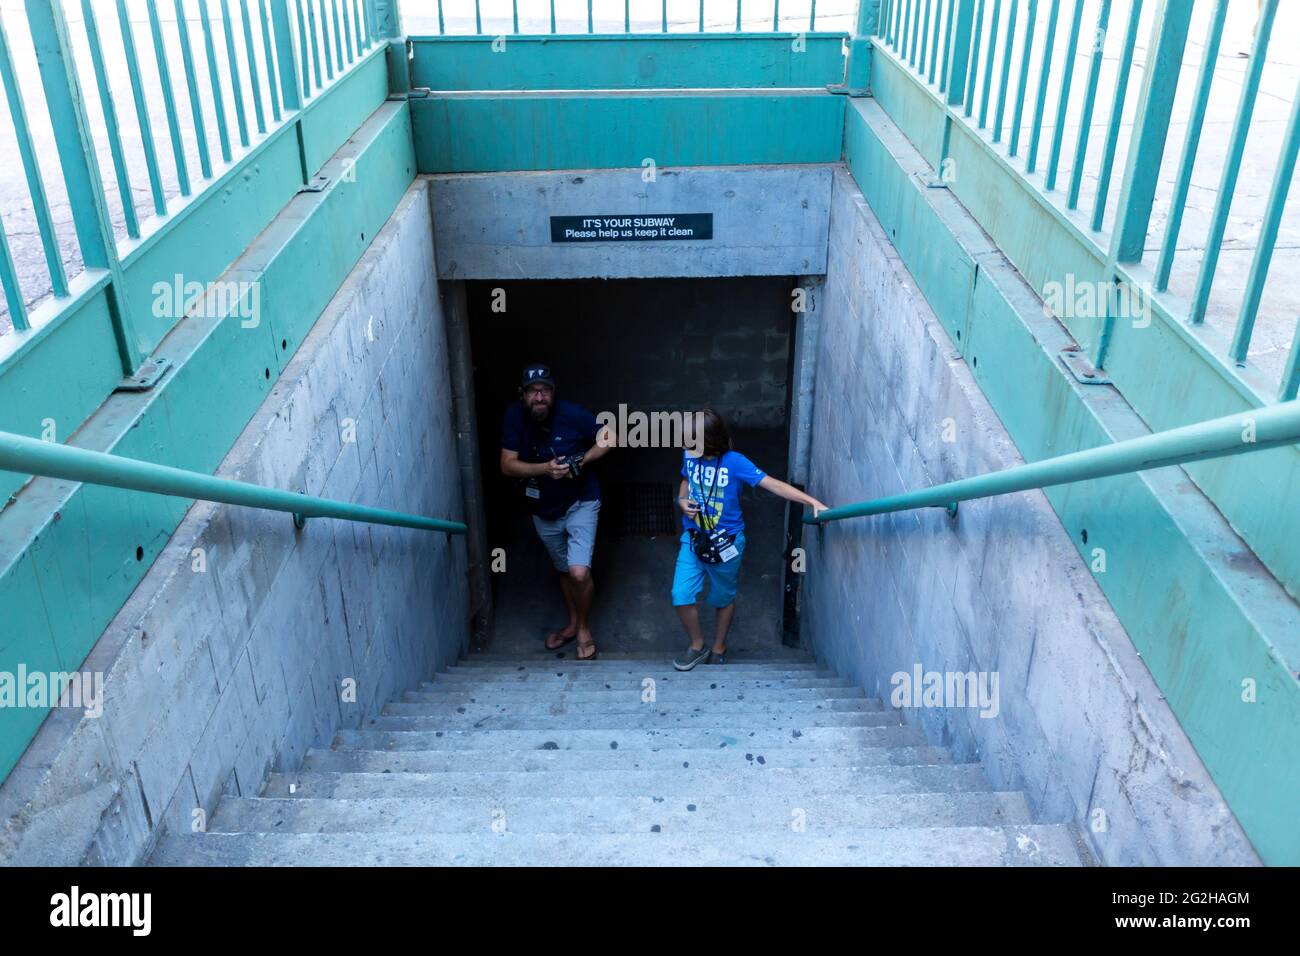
[671,530,746,608]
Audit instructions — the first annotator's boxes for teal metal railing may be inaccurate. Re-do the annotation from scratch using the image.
[867,0,1300,403]
[0,428,468,534]
[805,400,1300,524]
[0,0,383,345]
[416,0,826,35]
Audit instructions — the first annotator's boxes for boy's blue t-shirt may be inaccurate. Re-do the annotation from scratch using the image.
[680,450,766,535]
[501,398,601,520]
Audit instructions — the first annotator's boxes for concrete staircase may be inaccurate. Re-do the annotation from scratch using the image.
[151,652,1086,865]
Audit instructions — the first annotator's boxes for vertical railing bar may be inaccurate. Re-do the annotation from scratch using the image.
[316,0,334,78]
[174,0,215,178]
[197,0,233,162]
[1189,0,1277,325]
[352,0,365,51]
[1025,0,1060,174]
[1089,0,1142,232]
[893,0,903,45]
[662,0,667,32]
[437,0,444,36]
[330,0,344,63]
[1155,0,1226,290]
[928,0,942,83]
[80,0,140,239]
[305,0,323,86]
[736,0,742,33]
[1044,0,1083,190]
[115,0,167,216]
[977,0,1000,126]
[145,0,191,196]
[551,0,556,34]
[992,0,1017,141]
[625,0,630,33]
[239,0,267,133]
[589,0,594,33]
[0,10,67,296]
[294,0,312,96]
[1229,75,1300,362]
[939,0,956,93]
[945,0,975,105]
[909,0,921,64]
[963,0,985,116]
[810,0,816,31]
[0,220,26,331]
[513,0,519,34]
[219,0,251,147]
[267,0,302,112]
[258,0,282,121]
[899,0,911,58]
[473,0,481,35]
[918,0,932,73]
[699,0,705,31]
[339,0,354,62]
[774,0,781,33]
[1007,0,1036,155]
[1066,0,1112,209]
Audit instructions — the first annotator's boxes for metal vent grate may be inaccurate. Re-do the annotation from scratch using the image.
[607,482,679,536]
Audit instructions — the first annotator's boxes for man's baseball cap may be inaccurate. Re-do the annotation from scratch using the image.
[520,363,555,388]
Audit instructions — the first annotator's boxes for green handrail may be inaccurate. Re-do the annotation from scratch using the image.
[0,430,467,535]
[806,400,1300,525]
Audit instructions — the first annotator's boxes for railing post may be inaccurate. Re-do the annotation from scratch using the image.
[1108,0,1193,264]
[833,0,881,96]
[373,0,401,38]
[944,0,976,107]
[24,0,143,374]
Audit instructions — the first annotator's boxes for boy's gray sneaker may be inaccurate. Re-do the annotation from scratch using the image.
[706,651,725,665]
[673,645,710,671]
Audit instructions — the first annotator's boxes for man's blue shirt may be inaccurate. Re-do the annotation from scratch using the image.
[502,398,601,520]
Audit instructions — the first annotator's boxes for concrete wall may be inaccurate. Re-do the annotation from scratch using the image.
[802,168,1259,866]
[0,180,469,866]
[429,165,833,280]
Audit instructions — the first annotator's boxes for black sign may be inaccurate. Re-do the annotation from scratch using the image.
[550,213,713,243]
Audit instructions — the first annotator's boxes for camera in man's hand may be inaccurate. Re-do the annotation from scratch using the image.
[557,452,584,479]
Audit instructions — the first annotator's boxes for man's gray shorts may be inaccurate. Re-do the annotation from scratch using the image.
[532,499,600,572]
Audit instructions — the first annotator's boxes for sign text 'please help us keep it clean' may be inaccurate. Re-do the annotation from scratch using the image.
[550,213,713,242]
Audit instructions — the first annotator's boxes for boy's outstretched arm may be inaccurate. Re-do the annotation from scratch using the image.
[757,475,829,517]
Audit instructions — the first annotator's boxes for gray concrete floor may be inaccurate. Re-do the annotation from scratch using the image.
[485,425,793,658]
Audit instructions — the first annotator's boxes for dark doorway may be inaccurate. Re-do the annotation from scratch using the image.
[467,277,797,656]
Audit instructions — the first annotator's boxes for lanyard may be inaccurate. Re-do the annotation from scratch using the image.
[693,456,723,532]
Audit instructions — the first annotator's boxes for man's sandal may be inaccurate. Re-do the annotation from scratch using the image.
[575,639,598,661]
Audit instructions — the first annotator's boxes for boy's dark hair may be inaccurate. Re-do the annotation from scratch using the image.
[700,408,733,459]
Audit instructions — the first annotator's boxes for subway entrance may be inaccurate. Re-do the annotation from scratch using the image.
[464,276,801,656]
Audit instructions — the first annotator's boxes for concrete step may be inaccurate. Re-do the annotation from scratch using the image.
[152,825,1084,866]
[364,709,900,732]
[463,651,815,663]
[268,763,988,802]
[333,724,929,752]
[387,696,883,717]
[299,744,957,774]
[445,661,826,675]
[425,668,837,684]
[403,685,869,706]
[211,790,1033,835]
[416,677,856,694]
